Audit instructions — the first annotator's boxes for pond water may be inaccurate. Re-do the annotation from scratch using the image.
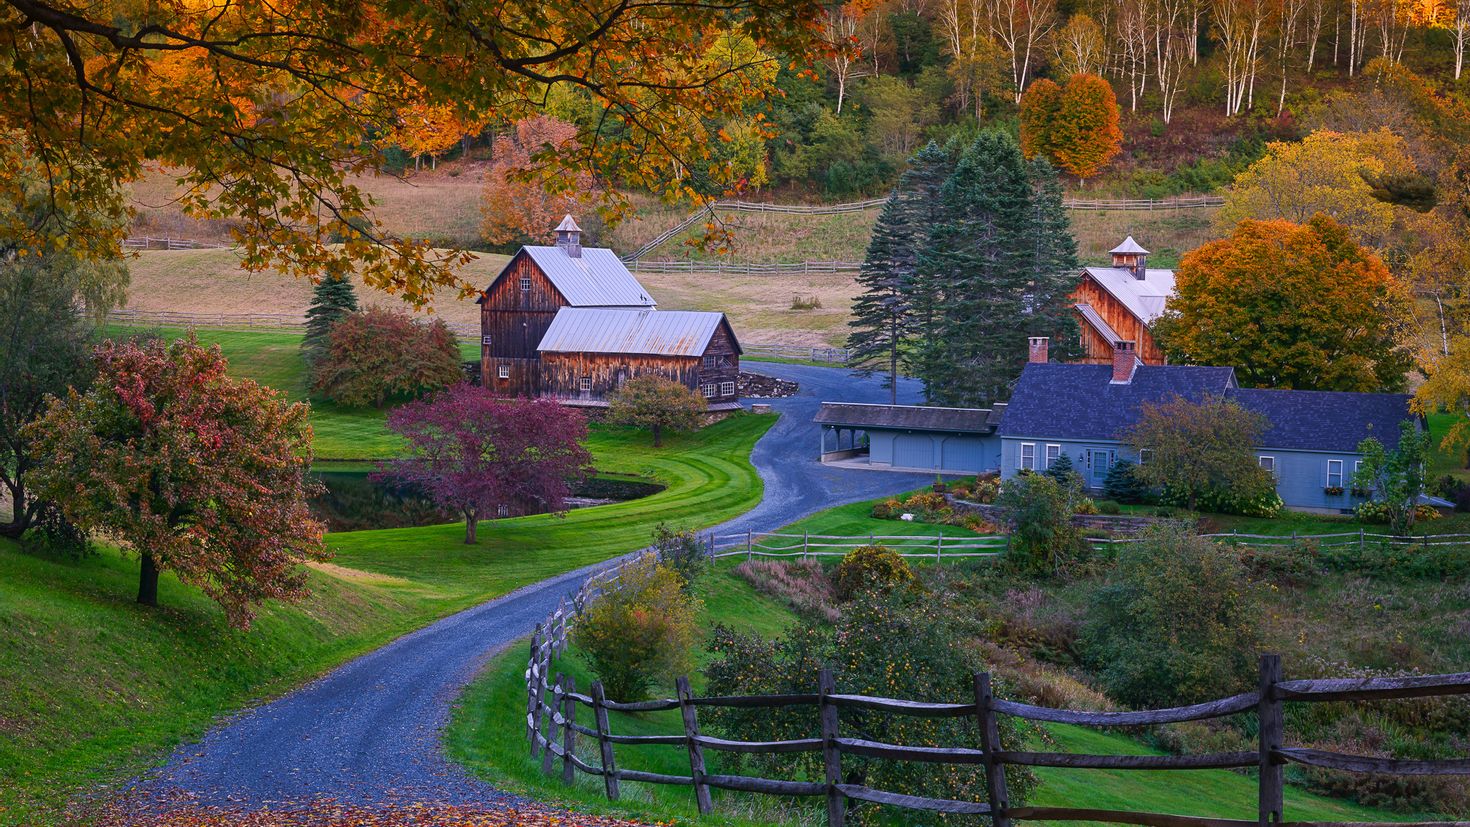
[309,469,664,533]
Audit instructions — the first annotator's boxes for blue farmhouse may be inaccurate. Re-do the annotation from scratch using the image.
[998,339,1419,512]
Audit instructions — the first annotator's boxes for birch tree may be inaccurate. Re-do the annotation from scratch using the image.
[988,0,1059,103]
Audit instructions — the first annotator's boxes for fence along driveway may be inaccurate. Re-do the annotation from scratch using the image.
[523,552,1470,827]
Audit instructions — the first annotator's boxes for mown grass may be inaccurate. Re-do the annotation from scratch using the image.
[0,413,773,825]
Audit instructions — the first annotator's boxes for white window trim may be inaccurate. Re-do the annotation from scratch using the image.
[1258,455,1276,475]
[580,376,592,391]
[1138,448,1152,465]
[1020,442,1036,471]
[720,380,736,397]
[1044,444,1061,469]
[481,335,493,345]
[497,365,510,379]
[519,276,532,292]
[1326,459,1344,489]
[702,383,718,399]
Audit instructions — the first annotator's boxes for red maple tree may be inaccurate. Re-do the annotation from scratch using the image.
[24,336,327,628]
[379,384,592,544]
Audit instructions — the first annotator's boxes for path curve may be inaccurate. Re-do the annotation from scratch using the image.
[135,364,931,808]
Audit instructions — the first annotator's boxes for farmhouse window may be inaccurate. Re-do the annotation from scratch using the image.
[481,335,493,345]
[702,383,718,399]
[1138,449,1152,465]
[720,381,736,397]
[1258,456,1276,476]
[498,365,510,380]
[703,355,718,369]
[520,276,532,292]
[1044,444,1061,469]
[580,377,592,391]
[1326,459,1343,488]
[1020,442,1036,471]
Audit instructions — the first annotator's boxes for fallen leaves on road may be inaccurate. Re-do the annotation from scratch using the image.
[92,802,673,827]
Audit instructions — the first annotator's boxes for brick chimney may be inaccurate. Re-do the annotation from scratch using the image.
[1028,336,1049,364]
[1109,236,1149,280]
[1111,340,1138,384]
[554,214,583,258]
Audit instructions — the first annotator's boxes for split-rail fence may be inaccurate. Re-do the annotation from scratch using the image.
[523,552,1470,827]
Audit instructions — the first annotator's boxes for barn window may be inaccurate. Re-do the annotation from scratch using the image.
[482,335,493,345]
[580,377,592,391]
[1019,442,1036,471]
[1044,444,1060,469]
[520,276,532,292]
[702,383,717,399]
[703,355,717,369]
[1258,455,1276,476]
[498,365,510,380]
[720,381,736,397]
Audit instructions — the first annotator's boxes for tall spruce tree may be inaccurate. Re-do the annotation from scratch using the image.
[303,275,359,363]
[913,133,1083,406]
[847,142,955,403]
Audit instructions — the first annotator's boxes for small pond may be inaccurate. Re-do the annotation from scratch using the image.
[309,469,665,532]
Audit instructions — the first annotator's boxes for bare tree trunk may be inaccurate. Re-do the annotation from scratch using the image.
[138,553,160,607]
[464,509,478,544]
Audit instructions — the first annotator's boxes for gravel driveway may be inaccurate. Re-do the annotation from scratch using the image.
[133,364,933,808]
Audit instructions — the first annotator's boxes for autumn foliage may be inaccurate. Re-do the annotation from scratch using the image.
[606,375,708,447]
[1018,73,1122,179]
[379,384,591,544]
[310,307,464,407]
[1156,215,1413,392]
[480,117,594,247]
[24,336,326,628]
[572,554,700,700]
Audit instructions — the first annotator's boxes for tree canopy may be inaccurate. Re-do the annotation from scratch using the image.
[606,375,707,447]
[1156,215,1413,392]
[1125,394,1275,513]
[0,0,827,304]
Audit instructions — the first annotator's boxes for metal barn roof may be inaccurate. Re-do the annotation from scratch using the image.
[1110,236,1151,255]
[1083,266,1176,324]
[537,308,736,357]
[482,246,656,308]
[1075,302,1123,343]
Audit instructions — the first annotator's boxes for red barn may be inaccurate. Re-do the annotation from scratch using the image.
[476,216,743,410]
[1070,237,1175,366]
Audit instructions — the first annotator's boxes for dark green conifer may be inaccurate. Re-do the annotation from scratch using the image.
[303,274,359,363]
[847,142,955,403]
[1023,156,1083,361]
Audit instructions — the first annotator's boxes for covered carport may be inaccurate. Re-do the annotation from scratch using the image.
[813,402,1005,475]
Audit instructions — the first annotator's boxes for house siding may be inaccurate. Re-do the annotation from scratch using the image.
[860,431,1001,474]
[1000,437,1366,512]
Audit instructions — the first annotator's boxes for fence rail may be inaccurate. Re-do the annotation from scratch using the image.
[521,542,1470,827]
[1060,195,1225,210]
[743,344,850,364]
[122,235,233,250]
[706,530,1005,560]
[628,258,864,275]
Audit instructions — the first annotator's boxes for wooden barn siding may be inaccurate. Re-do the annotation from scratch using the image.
[698,322,741,392]
[541,353,703,400]
[1070,276,1166,365]
[480,252,568,396]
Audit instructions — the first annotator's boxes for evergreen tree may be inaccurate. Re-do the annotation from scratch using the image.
[918,131,1033,406]
[1024,157,1084,361]
[847,142,954,403]
[303,275,359,363]
[1044,451,1077,484]
[1103,458,1151,504]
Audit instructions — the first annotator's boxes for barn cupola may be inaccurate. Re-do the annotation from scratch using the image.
[1110,236,1149,279]
[555,214,583,258]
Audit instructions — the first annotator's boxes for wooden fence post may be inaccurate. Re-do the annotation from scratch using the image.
[819,668,846,827]
[676,676,714,815]
[1359,527,1365,552]
[542,673,563,775]
[561,675,577,786]
[937,532,943,562]
[804,529,810,560]
[1258,654,1284,827]
[527,628,543,754]
[747,529,753,560]
[975,672,1012,827]
[532,644,551,759]
[591,680,620,801]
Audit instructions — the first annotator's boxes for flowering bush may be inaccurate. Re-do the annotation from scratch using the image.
[949,473,1000,504]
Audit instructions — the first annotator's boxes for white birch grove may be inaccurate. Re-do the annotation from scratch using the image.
[987,0,1059,101]
[1456,0,1470,78]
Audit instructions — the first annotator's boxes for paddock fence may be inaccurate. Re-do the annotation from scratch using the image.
[525,557,1470,827]
[628,259,864,275]
[122,235,233,251]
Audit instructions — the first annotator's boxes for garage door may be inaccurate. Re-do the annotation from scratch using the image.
[942,437,985,472]
[893,435,936,469]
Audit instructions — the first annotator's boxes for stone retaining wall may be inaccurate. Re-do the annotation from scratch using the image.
[946,496,1162,536]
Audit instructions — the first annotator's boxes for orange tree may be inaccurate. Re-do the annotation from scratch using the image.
[1154,215,1414,392]
[23,336,326,628]
[0,0,827,305]
[1018,73,1121,181]
[480,116,591,247]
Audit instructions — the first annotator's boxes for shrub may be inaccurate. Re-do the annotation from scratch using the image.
[1161,482,1283,518]
[734,559,839,622]
[1097,499,1122,515]
[1415,503,1443,521]
[1103,458,1153,504]
[311,306,463,407]
[870,498,902,519]
[651,523,707,589]
[1080,525,1259,708]
[1074,497,1099,515]
[19,501,92,560]
[833,545,916,601]
[704,592,1039,825]
[606,375,707,447]
[1355,499,1392,524]
[997,473,1087,576]
[572,555,700,700]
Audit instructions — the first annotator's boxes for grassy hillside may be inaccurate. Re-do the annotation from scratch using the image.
[0,405,773,824]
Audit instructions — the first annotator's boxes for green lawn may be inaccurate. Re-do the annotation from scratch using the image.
[100,325,481,459]
[769,496,987,541]
[0,413,773,825]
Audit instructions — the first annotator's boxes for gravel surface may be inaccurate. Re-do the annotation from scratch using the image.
[131,364,932,809]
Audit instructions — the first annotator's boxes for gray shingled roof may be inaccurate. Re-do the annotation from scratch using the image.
[814,403,1000,433]
[1228,388,1416,452]
[480,246,656,308]
[997,363,1238,441]
[537,308,736,357]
